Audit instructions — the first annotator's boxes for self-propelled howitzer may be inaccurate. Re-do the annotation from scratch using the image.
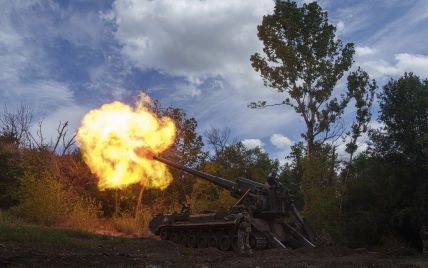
[149,155,316,251]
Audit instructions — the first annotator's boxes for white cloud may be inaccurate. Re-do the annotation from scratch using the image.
[0,2,90,143]
[108,0,278,101]
[394,53,428,75]
[269,134,294,164]
[270,134,294,149]
[355,46,376,56]
[336,20,345,36]
[40,104,90,146]
[241,138,264,149]
[110,0,274,79]
[361,53,428,79]
[173,83,202,99]
[109,0,304,140]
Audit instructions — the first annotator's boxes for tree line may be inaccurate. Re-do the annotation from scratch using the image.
[0,0,427,251]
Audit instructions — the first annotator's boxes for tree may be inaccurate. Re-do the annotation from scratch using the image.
[345,68,377,165]
[354,73,428,247]
[371,73,428,166]
[250,1,355,157]
[139,103,207,214]
[217,142,278,183]
[338,68,377,215]
[0,105,33,148]
[300,142,340,244]
[187,141,278,212]
[204,127,233,161]
[279,142,306,208]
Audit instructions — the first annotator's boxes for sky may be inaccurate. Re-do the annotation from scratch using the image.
[1,0,428,162]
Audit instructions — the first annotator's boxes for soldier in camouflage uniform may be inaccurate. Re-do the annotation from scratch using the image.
[237,211,253,256]
[420,225,428,255]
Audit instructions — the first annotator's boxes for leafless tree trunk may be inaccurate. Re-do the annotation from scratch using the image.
[135,183,145,219]
[115,190,120,216]
[52,121,77,155]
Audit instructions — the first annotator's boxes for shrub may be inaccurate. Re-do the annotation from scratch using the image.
[67,196,102,231]
[111,209,153,237]
[11,172,101,230]
[301,150,339,245]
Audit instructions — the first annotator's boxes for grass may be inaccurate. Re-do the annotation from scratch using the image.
[0,221,130,248]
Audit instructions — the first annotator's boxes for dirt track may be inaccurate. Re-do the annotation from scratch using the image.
[1,237,428,267]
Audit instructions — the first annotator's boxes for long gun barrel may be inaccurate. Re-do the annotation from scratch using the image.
[153,155,236,191]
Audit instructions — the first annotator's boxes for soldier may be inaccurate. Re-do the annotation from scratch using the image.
[265,170,283,211]
[237,211,253,256]
[266,170,279,188]
[420,225,428,255]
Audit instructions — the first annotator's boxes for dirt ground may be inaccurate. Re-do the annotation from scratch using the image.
[1,236,428,268]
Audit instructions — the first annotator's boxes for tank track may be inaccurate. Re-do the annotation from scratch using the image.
[159,227,268,251]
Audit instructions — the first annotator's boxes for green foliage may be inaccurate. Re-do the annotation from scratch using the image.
[0,142,22,208]
[338,74,428,248]
[370,74,428,233]
[11,172,101,229]
[279,142,306,209]
[189,179,235,212]
[371,73,428,165]
[345,68,377,159]
[215,142,279,183]
[339,210,386,248]
[301,144,339,244]
[339,154,390,247]
[151,104,207,212]
[250,0,355,154]
[187,140,277,213]
[68,196,103,231]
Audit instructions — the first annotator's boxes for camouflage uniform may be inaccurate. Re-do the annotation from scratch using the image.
[420,226,428,255]
[237,212,253,256]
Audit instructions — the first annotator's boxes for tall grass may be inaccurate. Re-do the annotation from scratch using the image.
[10,173,102,231]
[112,208,153,237]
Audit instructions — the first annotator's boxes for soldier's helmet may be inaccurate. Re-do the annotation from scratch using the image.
[267,170,278,186]
[268,170,277,178]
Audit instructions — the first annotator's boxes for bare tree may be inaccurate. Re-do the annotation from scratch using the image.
[204,127,232,158]
[0,105,76,154]
[52,121,77,155]
[0,104,33,147]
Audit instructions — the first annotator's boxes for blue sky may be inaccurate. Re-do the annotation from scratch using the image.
[1,0,428,162]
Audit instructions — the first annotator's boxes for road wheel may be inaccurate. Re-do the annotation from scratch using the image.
[179,233,188,246]
[170,232,178,243]
[197,235,208,248]
[188,234,197,248]
[218,234,231,251]
[208,235,217,248]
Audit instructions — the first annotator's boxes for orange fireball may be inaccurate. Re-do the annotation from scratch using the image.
[76,95,176,190]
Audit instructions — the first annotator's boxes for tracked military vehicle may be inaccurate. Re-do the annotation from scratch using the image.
[149,155,316,251]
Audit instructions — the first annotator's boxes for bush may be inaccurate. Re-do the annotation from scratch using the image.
[339,210,386,248]
[0,209,25,225]
[112,209,152,237]
[11,172,101,230]
[301,149,339,245]
[0,143,23,209]
[67,196,102,231]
